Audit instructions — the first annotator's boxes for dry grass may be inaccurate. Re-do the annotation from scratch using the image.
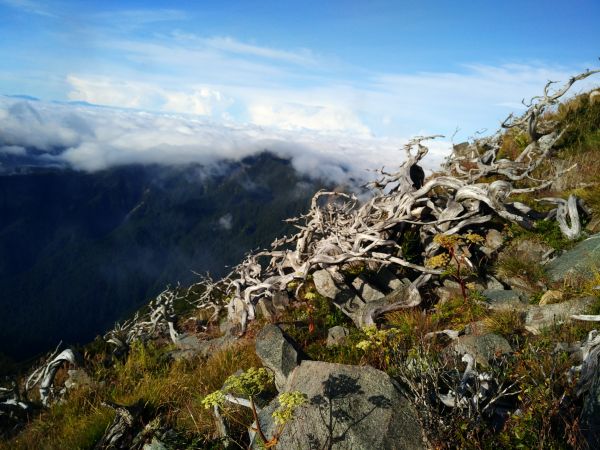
[484,309,526,340]
[2,339,261,449]
[0,387,114,450]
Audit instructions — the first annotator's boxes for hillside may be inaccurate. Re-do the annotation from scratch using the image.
[1,72,600,449]
[0,152,328,362]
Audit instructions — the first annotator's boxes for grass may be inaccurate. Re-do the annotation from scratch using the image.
[495,240,548,294]
[2,339,262,450]
[430,294,487,330]
[483,309,526,344]
[0,387,114,450]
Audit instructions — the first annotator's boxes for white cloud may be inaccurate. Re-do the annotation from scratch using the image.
[0,0,54,16]
[181,34,316,66]
[67,75,231,116]
[163,88,230,116]
[0,97,451,182]
[366,63,600,138]
[248,102,371,135]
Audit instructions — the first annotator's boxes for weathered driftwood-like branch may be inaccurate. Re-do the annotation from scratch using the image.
[25,346,77,406]
[105,286,184,351]
[116,70,597,339]
[502,69,600,141]
[537,194,582,240]
[200,70,599,333]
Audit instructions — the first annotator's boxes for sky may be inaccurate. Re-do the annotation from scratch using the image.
[0,0,599,177]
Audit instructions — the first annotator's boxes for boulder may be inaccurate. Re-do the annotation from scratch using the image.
[481,229,504,256]
[175,334,204,352]
[251,361,424,449]
[485,276,505,291]
[435,280,463,303]
[256,297,276,320]
[525,297,596,334]
[170,333,236,361]
[271,291,290,311]
[450,333,512,367]
[143,438,168,450]
[313,269,341,299]
[546,234,600,282]
[373,267,404,291]
[482,289,528,311]
[352,275,385,302]
[326,326,350,347]
[255,324,299,391]
[514,238,553,262]
[539,290,563,306]
[64,368,92,391]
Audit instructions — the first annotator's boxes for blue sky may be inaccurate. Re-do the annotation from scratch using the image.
[0,0,599,174]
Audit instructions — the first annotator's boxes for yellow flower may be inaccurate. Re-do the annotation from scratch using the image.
[202,390,226,409]
[272,391,307,425]
[426,253,450,268]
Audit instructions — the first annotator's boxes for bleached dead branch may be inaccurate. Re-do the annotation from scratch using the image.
[25,346,78,406]
[108,69,598,340]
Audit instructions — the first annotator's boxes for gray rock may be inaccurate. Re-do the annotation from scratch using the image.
[435,279,463,303]
[464,320,490,336]
[313,269,341,299]
[485,276,505,291]
[175,334,204,351]
[503,276,544,294]
[255,324,299,391]
[352,275,385,302]
[64,369,92,391]
[326,326,350,347]
[256,297,276,320]
[514,238,553,262]
[170,333,236,361]
[482,289,528,311]
[546,234,600,282]
[251,361,424,449]
[271,291,290,311]
[346,283,412,328]
[373,267,404,291]
[143,438,168,450]
[486,229,504,251]
[525,297,596,334]
[451,333,512,367]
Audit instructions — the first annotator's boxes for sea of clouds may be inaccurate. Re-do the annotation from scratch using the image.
[0,96,452,184]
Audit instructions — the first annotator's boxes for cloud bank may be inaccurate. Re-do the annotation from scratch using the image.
[0,97,452,183]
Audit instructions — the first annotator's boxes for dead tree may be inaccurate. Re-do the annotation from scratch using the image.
[24,345,78,406]
[109,69,597,339]
[193,69,598,333]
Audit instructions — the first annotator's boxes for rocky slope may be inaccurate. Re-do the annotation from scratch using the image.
[1,74,600,449]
